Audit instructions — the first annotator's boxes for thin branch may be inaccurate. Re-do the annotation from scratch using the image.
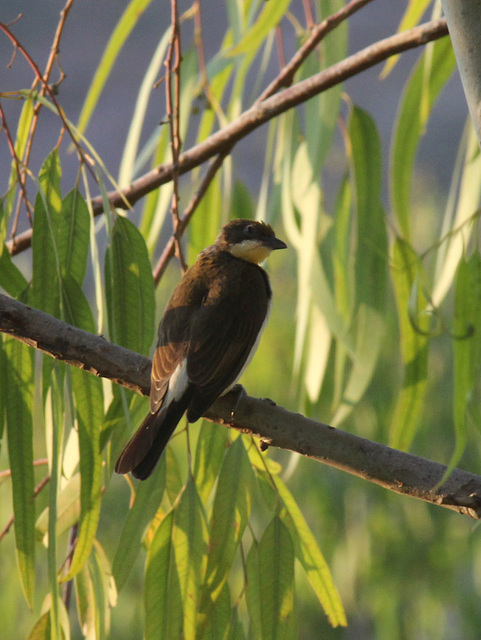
[0,100,33,222]
[0,17,94,191]
[2,292,481,521]
[6,17,449,257]
[0,473,50,543]
[11,0,74,233]
[153,147,232,285]
[257,0,375,101]
[165,0,186,272]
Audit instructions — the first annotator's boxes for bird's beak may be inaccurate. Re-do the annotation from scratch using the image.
[266,237,287,251]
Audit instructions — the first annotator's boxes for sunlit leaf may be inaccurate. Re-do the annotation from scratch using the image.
[76,0,154,135]
[228,0,291,57]
[36,474,81,544]
[332,106,387,426]
[193,421,228,503]
[63,368,103,581]
[381,0,436,76]
[432,123,481,307]
[390,38,455,239]
[390,237,429,450]
[444,252,481,481]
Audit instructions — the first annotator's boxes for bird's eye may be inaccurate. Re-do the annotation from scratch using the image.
[244,224,255,237]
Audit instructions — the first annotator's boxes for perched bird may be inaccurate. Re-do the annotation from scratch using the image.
[115,218,287,480]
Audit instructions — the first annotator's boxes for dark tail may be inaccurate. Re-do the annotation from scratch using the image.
[115,390,192,480]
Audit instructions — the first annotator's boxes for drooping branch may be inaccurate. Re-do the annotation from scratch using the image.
[2,291,480,520]
[6,17,449,257]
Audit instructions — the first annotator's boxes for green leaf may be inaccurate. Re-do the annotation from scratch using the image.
[105,215,155,354]
[4,336,35,607]
[112,458,166,591]
[76,0,154,135]
[118,27,171,187]
[194,421,228,503]
[27,596,70,640]
[173,478,208,638]
[229,0,291,57]
[145,510,183,640]
[381,0,435,76]
[0,250,28,297]
[199,581,234,640]
[444,252,481,480]
[90,540,117,638]
[165,445,185,506]
[390,238,429,450]
[32,150,63,317]
[432,123,481,307]
[246,516,296,640]
[390,38,455,239]
[203,437,252,602]
[6,95,34,218]
[35,474,81,544]
[61,190,90,285]
[63,368,104,581]
[188,175,224,265]
[332,106,388,425]
[259,470,347,627]
[61,275,97,334]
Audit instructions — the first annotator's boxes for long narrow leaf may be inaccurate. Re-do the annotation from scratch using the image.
[63,367,104,581]
[390,237,429,450]
[145,510,183,640]
[332,106,387,426]
[76,0,154,135]
[112,458,166,591]
[246,516,295,640]
[105,215,155,355]
[258,470,347,627]
[390,38,455,239]
[4,337,36,607]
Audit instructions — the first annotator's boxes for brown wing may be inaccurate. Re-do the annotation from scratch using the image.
[186,259,271,420]
[149,269,209,413]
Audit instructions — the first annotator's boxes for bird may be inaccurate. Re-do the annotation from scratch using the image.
[115,218,287,480]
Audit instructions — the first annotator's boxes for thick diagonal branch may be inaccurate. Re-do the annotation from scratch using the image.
[1,292,480,520]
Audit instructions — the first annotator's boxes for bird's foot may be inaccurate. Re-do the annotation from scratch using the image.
[228,384,246,423]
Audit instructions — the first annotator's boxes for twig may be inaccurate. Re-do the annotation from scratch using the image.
[0,457,48,479]
[153,147,231,285]
[62,522,78,609]
[6,1,76,242]
[0,17,93,183]
[0,473,50,543]
[5,17,449,257]
[165,0,186,272]
[2,292,481,520]
[257,0,375,101]
[0,100,33,222]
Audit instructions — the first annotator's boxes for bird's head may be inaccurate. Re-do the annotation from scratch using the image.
[216,219,287,264]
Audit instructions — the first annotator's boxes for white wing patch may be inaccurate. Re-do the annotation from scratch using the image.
[163,359,189,407]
